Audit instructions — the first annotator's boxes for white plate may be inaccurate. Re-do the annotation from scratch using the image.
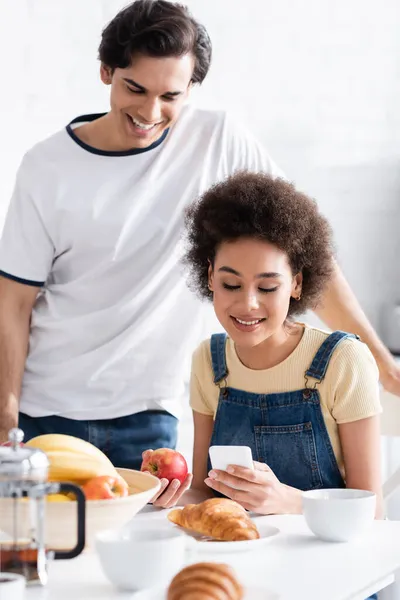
[131,583,279,599]
[168,513,280,554]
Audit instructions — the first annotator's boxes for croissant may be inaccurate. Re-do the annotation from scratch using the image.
[167,498,259,542]
[167,562,243,600]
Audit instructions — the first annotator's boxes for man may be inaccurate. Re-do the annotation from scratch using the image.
[0,0,398,468]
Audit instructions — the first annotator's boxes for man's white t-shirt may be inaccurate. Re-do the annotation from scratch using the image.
[0,105,283,420]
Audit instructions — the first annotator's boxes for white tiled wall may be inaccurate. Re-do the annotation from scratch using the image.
[1,0,400,463]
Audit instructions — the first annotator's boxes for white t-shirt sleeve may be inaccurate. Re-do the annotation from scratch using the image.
[0,155,54,286]
[221,113,286,179]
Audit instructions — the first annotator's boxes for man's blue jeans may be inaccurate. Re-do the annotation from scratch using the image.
[18,410,178,470]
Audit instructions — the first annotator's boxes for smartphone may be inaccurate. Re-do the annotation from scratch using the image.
[209,445,254,472]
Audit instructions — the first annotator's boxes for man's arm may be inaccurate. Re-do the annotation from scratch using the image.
[315,261,400,396]
[0,276,40,443]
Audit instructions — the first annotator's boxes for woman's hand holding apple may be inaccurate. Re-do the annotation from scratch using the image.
[141,449,193,508]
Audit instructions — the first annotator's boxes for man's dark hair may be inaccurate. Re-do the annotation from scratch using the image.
[184,172,336,317]
[98,0,212,83]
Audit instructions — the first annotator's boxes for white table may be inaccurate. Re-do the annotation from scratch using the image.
[25,507,400,600]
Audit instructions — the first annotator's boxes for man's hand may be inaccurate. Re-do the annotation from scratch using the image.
[0,394,19,444]
[379,360,400,397]
[314,261,400,399]
[0,432,11,445]
[204,461,302,515]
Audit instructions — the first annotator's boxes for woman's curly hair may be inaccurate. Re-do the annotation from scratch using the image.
[183,171,335,317]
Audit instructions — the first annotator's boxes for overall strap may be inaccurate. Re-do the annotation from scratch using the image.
[210,333,229,384]
[305,330,359,383]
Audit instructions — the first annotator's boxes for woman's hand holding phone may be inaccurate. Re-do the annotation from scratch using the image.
[206,446,302,515]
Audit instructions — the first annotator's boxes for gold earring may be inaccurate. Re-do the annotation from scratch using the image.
[295,294,301,301]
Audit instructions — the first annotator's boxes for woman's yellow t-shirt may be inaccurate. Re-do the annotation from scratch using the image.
[190,324,382,479]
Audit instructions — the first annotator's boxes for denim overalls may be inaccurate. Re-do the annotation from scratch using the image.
[208,330,377,600]
[209,330,352,489]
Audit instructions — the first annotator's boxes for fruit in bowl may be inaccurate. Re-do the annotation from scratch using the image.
[25,433,118,483]
[140,448,188,483]
[25,434,131,501]
[83,475,129,500]
[47,493,72,502]
[1,433,162,550]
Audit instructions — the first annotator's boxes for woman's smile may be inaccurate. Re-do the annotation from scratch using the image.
[230,316,267,333]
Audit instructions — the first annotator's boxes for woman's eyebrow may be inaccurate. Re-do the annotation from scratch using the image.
[218,266,282,278]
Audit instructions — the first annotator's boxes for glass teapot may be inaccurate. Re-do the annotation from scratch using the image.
[0,428,86,585]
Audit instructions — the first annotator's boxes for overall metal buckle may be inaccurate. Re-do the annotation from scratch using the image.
[303,374,320,399]
[216,378,229,397]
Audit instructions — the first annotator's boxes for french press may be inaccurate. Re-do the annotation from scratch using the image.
[0,428,86,585]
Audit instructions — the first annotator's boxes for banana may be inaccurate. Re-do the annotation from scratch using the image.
[46,450,118,483]
[25,434,115,468]
[25,434,119,484]
[47,494,71,503]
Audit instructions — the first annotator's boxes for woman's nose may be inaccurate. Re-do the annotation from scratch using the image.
[242,291,260,311]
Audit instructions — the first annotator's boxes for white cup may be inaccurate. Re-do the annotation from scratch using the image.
[0,572,26,600]
[95,525,194,591]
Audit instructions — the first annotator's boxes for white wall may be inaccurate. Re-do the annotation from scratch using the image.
[191,0,400,332]
[2,0,400,476]
[1,0,399,331]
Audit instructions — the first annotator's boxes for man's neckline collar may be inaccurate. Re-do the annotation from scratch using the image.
[66,113,169,157]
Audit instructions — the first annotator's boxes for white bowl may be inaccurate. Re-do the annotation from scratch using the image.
[302,488,376,542]
[95,526,190,591]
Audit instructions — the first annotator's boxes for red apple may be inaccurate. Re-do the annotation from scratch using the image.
[82,475,129,500]
[140,448,188,484]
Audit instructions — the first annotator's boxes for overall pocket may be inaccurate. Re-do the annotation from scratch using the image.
[254,422,323,490]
